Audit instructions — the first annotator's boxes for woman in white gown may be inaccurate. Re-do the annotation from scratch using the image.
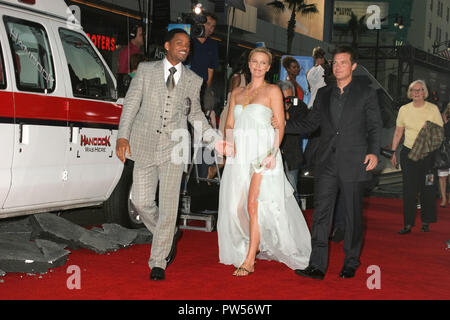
[216,48,311,276]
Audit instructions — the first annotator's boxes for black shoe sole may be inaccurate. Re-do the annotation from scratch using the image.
[294,270,324,280]
[398,227,412,234]
[339,266,356,278]
[339,271,356,278]
[150,268,165,280]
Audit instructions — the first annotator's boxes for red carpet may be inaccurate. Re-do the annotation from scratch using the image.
[1,197,449,300]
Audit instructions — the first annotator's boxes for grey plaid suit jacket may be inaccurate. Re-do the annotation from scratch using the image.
[117,60,213,165]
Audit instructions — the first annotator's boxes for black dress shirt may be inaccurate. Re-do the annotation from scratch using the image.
[330,81,353,128]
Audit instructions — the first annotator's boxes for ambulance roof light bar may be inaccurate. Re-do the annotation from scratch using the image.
[18,0,36,4]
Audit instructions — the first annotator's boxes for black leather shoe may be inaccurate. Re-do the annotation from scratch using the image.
[150,267,165,281]
[295,265,325,280]
[330,228,345,243]
[421,223,429,232]
[166,228,182,267]
[339,266,356,278]
[398,225,412,235]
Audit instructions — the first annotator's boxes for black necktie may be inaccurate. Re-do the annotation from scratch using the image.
[166,67,177,91]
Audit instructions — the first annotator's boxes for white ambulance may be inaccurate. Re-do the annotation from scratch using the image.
[0,0,135,226]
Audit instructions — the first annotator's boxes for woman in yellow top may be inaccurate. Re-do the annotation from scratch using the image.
[391,80,443,234]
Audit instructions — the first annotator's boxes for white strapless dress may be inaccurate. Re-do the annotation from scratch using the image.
[217,104,311,270]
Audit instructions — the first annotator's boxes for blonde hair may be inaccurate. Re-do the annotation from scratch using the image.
[312,46,326,59]
[407,80,429,99]
[248,47,272,65]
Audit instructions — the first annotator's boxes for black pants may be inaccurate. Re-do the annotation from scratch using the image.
[333,191,346,231]
[310,162,365,273]
[400,146,437,227]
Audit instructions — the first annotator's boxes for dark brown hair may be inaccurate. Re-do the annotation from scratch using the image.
[333,45,357,64]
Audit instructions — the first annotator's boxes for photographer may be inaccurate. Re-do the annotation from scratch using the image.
[278,80,308,201]
[117,25,144,97]
[190,11,219,124]
[189,11,219,179]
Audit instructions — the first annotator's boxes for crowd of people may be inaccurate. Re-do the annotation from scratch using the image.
[115,12,448,281]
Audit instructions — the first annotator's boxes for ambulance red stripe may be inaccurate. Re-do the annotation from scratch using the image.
[0,91,122,126]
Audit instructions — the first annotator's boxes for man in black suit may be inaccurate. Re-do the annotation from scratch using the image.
[275,46,382,279]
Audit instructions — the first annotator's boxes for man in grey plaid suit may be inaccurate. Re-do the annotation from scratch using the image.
[116,29,216,281]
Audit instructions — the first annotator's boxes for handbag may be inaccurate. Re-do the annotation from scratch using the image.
[380,148,394,159]
[251,147,278,173]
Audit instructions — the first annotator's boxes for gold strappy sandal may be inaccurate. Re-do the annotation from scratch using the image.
[233,265,254,277]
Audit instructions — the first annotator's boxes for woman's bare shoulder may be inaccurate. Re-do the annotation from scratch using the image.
[266,84,282,94]
[266,83,280,90]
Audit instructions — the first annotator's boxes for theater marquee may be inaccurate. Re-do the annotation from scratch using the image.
[334,1,389,26]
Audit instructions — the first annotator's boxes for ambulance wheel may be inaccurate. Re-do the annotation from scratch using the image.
[104,159,143,229]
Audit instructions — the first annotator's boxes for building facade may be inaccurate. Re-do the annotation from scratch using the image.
[408,0,450,56]
[331,0,449,105]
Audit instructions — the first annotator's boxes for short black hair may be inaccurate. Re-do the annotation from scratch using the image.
[333,46,357,64]
[164,28,189,44]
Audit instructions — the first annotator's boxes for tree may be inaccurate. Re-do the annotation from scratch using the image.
[347,11,367,49]
[267,0,318,54]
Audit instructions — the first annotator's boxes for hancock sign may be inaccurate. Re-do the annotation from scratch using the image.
[80,135,112,147]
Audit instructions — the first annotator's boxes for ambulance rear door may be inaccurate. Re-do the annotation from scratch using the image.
[2,12,70,210]
[55,25,123,203]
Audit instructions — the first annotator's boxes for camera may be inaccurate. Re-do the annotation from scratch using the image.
[180,13,207,38]
[284,96,299,108]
